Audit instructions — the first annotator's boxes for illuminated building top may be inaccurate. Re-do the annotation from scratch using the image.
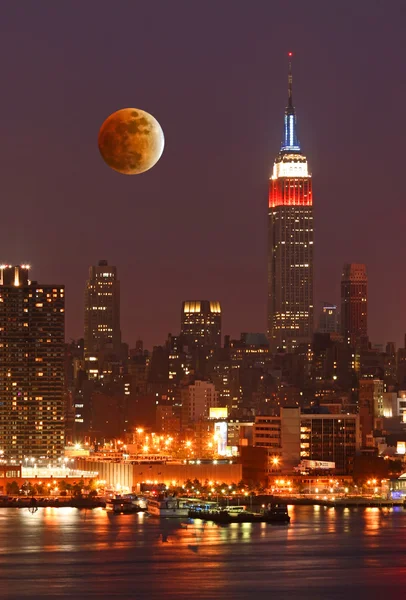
[271,154,309,179]
[269,53,312,208]
[0,264,31,287]
[183,300,221,314]
[181,300,222,348]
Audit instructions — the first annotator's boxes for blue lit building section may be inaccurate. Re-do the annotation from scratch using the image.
[282,112,300,152]
[280,57,300,153]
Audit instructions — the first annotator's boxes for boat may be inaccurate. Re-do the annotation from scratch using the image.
[188,503,264,524]
[147,496,189,518]
[105,497,141,514]
[120,493,148,510]
[187,500,290,524]
[264,503,290,523]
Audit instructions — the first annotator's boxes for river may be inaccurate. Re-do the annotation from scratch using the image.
[0,505,405,599]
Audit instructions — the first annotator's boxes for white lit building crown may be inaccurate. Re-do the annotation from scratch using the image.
[272,155,310,179]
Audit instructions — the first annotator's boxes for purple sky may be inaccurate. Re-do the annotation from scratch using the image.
[1,1,406,349]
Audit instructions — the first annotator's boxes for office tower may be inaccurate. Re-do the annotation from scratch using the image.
[253,407,360,474]
[341,263,368,347]
[299,411,359,473]
[268,55,314,352]
[0,265,65,461]
[318,303,339,334]
[84,260,121,377]
[181,300,221,349]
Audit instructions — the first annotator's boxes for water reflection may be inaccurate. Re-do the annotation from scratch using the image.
[1,506,406,599]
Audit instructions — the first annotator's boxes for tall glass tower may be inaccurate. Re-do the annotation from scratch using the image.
[268,55,314,352]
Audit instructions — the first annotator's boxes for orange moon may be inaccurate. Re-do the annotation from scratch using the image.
[98,108,165,175]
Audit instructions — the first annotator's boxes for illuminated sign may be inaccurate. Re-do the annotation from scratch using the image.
[301,460,335,470]
[397,441,406,455]
[214,422,228,456]
[209,407,228,419]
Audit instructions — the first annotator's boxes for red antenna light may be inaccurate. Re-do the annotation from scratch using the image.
[288,52,293,57]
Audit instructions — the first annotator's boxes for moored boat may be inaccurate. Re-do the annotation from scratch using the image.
[264,503,290,523]
[147,496,189,518]
[188,501,290,524]
[105,497,141,514]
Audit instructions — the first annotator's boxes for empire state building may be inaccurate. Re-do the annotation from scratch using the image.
[267,55,314,352]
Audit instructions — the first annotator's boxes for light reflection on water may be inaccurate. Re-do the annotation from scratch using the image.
[1,505,406,599]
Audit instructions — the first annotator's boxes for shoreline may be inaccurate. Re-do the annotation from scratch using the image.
[0,495,404,510]
[0,498,106,509]
[248,496,406,510]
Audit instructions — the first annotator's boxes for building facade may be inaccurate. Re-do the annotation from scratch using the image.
[253,407,360,474]
[0,265,65,461]
[181,380,219,428]
[84,260,121,378]
[300,412,359,474]
[341,263,368,347]
[358,378,383,446]
[268,56,314,352]
[181,300,221,349]
[318,303,339,334]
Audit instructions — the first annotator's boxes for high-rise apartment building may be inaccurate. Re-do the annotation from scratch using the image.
[181,300,221,349]
[84,260,121,377]
[0,265,65,461]
[341,263,368,347]
[268,56,314,352]
[181,380,219,428]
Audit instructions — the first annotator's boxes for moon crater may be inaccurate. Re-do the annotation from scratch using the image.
[98,108,164,175]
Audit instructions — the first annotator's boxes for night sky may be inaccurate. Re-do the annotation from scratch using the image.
[1,1,405,349]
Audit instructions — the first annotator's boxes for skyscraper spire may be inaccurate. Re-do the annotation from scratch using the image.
[281,52,300,152]
[268,54,313,352]
[288,52,293,109]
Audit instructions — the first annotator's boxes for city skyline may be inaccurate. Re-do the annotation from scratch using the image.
[0,2,405,349]
[2,5,406,598]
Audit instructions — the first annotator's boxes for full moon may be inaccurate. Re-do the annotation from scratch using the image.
[98,108,164,175]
